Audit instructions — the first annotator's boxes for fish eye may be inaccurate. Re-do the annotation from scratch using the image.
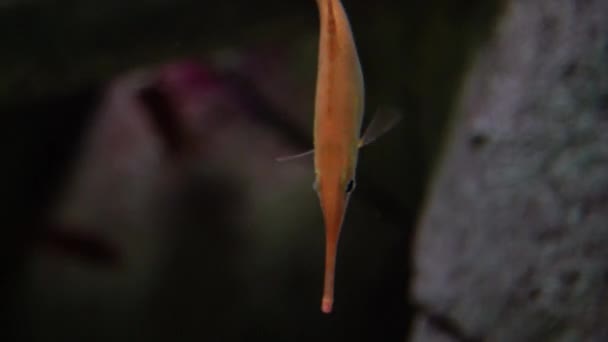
[345,179,356,193]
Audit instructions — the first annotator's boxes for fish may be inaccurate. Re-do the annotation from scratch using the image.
[278,0,401,314]
[312,0,400,314]
[313,0,365,314]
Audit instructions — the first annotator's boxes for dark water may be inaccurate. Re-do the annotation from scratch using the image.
[1,1,503,341]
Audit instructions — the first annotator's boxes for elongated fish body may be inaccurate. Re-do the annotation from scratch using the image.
[313,0,365,314]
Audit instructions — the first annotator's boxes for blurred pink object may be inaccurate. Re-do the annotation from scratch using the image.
[33,55,308,270]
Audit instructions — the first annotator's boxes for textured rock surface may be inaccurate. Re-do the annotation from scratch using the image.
[410,0,608,341]
[410,317,458,342]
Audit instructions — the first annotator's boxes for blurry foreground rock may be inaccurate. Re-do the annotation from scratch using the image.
[5,44,408,341]
[411,0,608,341]
[4,54,314,341]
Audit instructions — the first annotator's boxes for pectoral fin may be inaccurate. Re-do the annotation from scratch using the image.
[358,106,402,148]
[275,149,314,162]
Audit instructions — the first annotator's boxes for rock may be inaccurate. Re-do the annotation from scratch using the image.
[410,0,608,341]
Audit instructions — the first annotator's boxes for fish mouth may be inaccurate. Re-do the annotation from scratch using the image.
[318,186,348,314]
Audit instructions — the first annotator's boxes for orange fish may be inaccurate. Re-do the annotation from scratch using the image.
[279,0,400,314]
[313,0,365,314]
[314,0,402,314]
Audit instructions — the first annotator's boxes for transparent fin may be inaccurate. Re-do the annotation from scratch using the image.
[359,106,403,148]
[275,149,314,162]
